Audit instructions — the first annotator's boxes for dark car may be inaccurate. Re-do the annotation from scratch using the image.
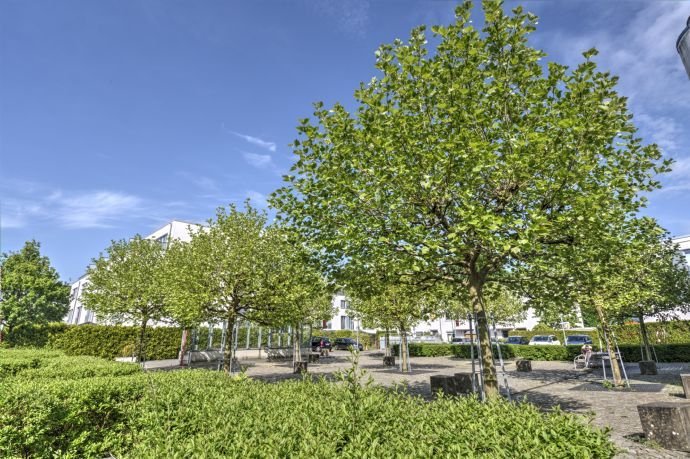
[505,336,529,345]
[565,335,593,346]
[333,338,364,351]
[311,337,332,351]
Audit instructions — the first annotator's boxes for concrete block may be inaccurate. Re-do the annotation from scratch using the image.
[516,360,532,372]
[383,356,396,367]
[637,402,690,452]
[639,360,658,375]
[430,375,457,396]
[681,374,690,399]
[454,372,480,394]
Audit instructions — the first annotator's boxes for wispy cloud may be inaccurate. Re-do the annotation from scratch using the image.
[242,151,273,168]
[57,192,143,228]
[307,0,370,38]
[1,179,144,230]
[226,127,277,152]
[176,172,220,193]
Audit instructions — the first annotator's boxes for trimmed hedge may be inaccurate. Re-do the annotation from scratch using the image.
[0,352,616,458]
[391,343,690,363]
[49,324,184,360]
[4,323,70,347]
[508,320,690,346]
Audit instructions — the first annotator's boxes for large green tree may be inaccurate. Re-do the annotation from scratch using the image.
[82,236,169,361]
[0,240,69,341]
[271,1,668,397]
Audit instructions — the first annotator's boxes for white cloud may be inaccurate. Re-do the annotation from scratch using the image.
[533,2,690,110]
[635,113,681,155]
[308,0,370,38]
[0,179,144,230]
[242,151,273,168]
[57,192,142,228]
[229,130,277,152]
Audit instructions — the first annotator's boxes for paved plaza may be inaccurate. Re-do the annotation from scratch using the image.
[146,352,690,458]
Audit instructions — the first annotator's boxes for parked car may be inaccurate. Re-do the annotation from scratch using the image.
[333,338,364,351]
[528,335,561,346]
[505,336,529,345]
[565,335,593,346]
[311,337,332,351]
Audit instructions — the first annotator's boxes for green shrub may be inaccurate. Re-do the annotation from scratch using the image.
[0,349,65,378]
[16,356,142,380]
[0,374,145,458]
[49,324,184,360]
[0,352,617,458]
[5,322,69,347]
[391,342,690,363]
[122,371,615,458]
[616,344,690,363]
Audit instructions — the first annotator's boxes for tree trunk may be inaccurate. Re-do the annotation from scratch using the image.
[292,323,302,364]
[223,314,239,374]
[137,318,148,363]
[384,329,391,357]
[594,301,623,386]
[639,309,653,362]
[178,329,188,366]
[469,275,498,398]
[399,327,410,372]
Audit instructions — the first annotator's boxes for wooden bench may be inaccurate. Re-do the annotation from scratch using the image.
[264,347,293,361]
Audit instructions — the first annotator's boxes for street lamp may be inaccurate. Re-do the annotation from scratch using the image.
[677,16,690,78]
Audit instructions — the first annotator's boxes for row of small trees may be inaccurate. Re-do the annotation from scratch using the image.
[83,204,333,372]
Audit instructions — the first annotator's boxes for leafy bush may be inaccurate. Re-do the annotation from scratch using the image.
[125,372,615,458]
[5,322,69,347]
[392,342,690,363]
[49,324,184,360]
[616,344,690,363]
[17,356,142,380]
[509,320,690,346]
[0,353,616,458]
[0,374,144,458]
[0,349,64,378]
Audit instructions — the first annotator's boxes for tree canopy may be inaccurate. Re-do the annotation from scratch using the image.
[271,1,669,396]
[0,240,69,338]
[82,235,169,361]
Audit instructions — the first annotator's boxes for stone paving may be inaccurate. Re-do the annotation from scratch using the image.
[147,351,690,458]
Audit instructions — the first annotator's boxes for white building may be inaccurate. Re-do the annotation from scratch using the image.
[65,220,202,325]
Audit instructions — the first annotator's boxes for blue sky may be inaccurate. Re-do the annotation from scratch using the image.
[1,1,689,282]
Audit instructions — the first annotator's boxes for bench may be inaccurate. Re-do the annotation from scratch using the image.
[264,346,293,361]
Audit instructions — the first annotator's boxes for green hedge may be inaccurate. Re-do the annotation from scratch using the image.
[0,352,616,458]
[48,324,184,360]
[4,323,70,347]
[391,343,690,363]
[508,320,690,346]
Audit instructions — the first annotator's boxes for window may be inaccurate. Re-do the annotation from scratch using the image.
[340,299,348,309]
[85,311,95,323]
[67,309,74,323]
[340,316,354,330]
[157,234,169,250]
